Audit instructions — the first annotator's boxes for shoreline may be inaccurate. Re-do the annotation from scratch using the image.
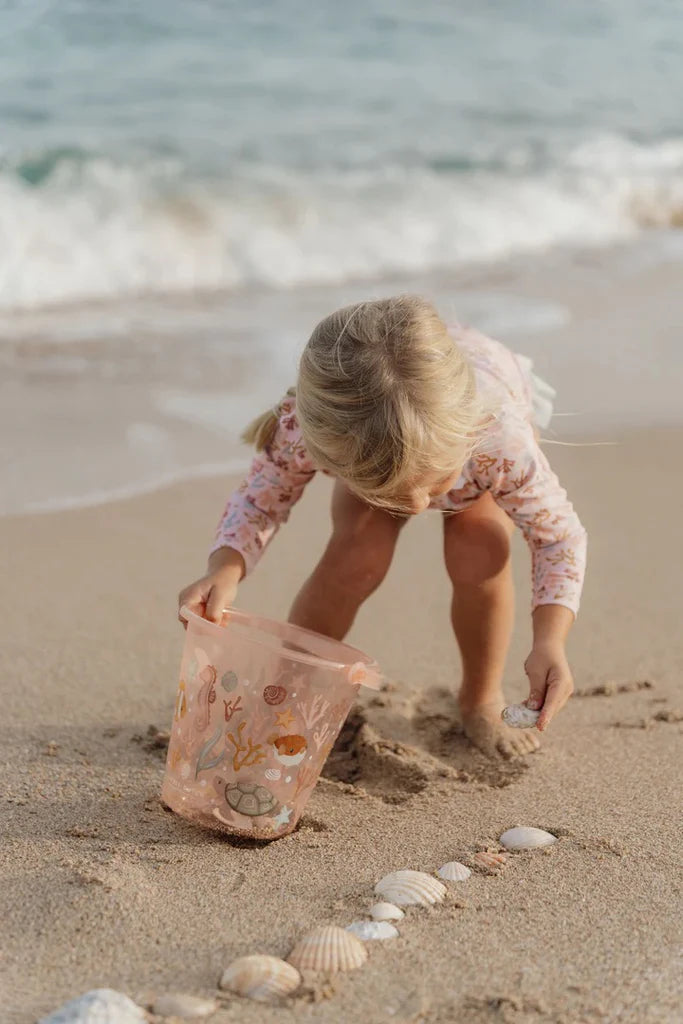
[2,236,683,518]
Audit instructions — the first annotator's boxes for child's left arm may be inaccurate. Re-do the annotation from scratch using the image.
[525,603,575,731]
[475,414,587,730]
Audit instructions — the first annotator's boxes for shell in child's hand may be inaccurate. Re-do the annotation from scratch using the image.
[501,703,540,729]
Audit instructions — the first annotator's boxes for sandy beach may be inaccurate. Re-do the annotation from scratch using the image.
[4,4,683,1020]
[2,406,682,1021]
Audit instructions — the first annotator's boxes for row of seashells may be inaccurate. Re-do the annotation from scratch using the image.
[219,828,556,1002]
[39,829,557,1017]
[220,863,469,1002]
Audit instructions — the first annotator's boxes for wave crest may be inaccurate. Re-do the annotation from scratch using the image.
[2,134,683,311]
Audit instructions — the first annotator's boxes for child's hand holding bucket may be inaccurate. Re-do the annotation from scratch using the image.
[177,547,245,626]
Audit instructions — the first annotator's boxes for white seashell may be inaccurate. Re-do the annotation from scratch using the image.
[375,869,446,906]
[288,925,367,973]
[346,920,399,941]
[151,993,217,1018]
[502,703,540,729]
[472,850,508,871]
[500,826,557,850]
[39,989,146,1024]
[264,767,281,781]
[369,901,404,922]
[219,955,301,1002]
[437,861,471,882]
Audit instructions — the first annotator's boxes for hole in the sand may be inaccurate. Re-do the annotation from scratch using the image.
[297,816,331,833]
[323,708,430,804]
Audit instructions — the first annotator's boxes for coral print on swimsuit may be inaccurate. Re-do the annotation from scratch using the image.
[162,611,368,839]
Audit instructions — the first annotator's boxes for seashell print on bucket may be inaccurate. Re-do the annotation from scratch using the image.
[162,607,381,840]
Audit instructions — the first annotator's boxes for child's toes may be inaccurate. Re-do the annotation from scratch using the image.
[500,728,540,759]
[515,729,541,755]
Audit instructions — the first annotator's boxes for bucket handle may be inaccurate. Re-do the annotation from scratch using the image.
[179,605,383,690]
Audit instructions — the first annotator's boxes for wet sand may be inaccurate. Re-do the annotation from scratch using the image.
[1,424,682,1022]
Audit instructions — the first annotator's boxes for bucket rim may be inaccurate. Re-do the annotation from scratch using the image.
[180,605,382,689]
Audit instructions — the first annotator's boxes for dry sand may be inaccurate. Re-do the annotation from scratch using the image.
[1,425,682,1023]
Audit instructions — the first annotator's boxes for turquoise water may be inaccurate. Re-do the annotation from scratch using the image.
[1,0,682,308]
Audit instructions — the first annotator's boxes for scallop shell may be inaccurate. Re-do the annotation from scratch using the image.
[264,767,282,782]
[219,955,301,1002]
[500,826,557,850]
[374,870,446,906]
[288,925,367,973]
[346,920,399,941]
[501,703,540,729]
[472,850,508,872]
[437,861,471,882]
[369,902,404,922]
[151,993,217,1018]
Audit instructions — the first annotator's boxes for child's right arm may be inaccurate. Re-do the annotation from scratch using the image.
[177,545,246,625]
[177,393,316,624]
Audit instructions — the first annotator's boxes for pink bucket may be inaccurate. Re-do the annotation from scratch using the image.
[161,607,381,840]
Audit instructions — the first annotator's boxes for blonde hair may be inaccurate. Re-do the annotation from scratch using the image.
[243,296,491,512]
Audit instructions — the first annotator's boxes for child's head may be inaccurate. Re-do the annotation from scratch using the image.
[298,296,487,513]
[245,296,487,514]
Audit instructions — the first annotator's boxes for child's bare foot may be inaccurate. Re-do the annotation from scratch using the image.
[459,699,541,759]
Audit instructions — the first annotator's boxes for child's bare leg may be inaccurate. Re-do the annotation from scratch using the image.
[289,481,405,639]
[444,493,540,759]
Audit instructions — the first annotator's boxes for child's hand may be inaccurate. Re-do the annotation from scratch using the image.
[524,643,574,732]
[177,547,245,626]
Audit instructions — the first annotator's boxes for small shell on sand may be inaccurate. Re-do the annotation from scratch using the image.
[437,861,471,882]
[500,826,557,850]
[369,901,404,922]
[502,703,540,729]
[151,993,217,1018]
[220,954,301,1002]
[39,989,146,1024]
[288,925,367,973]
[346,920,399,940]
[375,870,446,906]
[472,850,508,872]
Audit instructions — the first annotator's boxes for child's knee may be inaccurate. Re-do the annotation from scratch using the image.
[444,514,511,586]
[321,530,395,599]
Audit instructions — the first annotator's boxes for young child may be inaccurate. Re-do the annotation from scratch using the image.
[178,296,586,759]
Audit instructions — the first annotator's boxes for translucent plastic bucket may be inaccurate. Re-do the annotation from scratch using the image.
[162,606,381,840]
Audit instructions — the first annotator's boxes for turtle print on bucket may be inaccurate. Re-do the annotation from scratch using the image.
[225,781,277,817]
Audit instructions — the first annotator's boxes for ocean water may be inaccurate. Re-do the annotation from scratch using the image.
[2,0,683,311]
[2,1,683,515]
